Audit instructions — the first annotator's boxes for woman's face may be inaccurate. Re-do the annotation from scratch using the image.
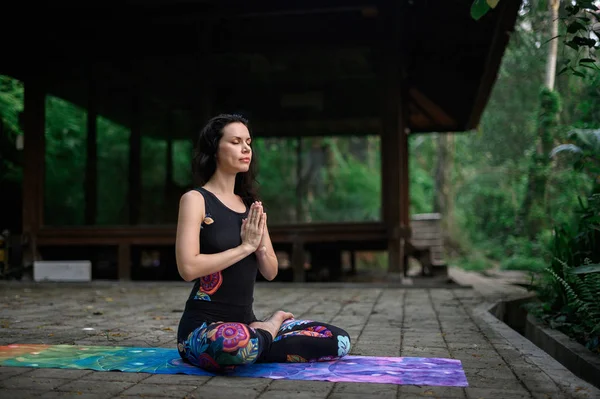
[216,122,252,173]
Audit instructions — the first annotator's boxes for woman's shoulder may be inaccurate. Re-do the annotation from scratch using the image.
[179,189,206,208]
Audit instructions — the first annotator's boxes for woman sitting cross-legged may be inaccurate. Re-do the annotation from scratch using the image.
[175,113,352,371]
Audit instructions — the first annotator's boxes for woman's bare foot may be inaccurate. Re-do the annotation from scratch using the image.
[249,310,294,339]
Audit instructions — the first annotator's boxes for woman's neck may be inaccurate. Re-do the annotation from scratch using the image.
[205,168,237,195]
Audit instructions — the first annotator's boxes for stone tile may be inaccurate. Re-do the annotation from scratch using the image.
[0,366,33,381]
[0,388,48,399]
[80,371,151,382]
[259,391,328,399]
[403,339,448,348]
[399,385,466,398]
[202,376,271,390]
[530,393,570,399]
[464,373,521,389]
[332,382,397,396]
[447,342,495,352]
[142,374,212,385]
[457,356,507,369]
[54,380,134,395]
[442,334,490,345]
[518,371,562,395]
[328,392,396,399]
[0,376,71,390]
[401,348,453,359]
[465,387,532,398]
[0,282,597,399]
[39,392,114,399]
[119,383,198,397]
[267,379,333,393]
[27,368,94,379]
[189,386,262,399]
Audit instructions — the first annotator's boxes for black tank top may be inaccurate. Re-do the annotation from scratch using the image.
[177,187,259,341]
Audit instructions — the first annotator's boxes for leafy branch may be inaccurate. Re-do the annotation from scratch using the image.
[471,0,600,77]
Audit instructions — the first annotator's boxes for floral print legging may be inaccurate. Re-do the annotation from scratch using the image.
[178,318,351,372]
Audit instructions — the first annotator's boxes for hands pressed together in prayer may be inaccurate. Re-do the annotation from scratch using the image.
[241,201,267,254]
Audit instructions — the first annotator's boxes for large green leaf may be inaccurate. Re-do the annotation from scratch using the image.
[471,0,491,20]
[549,144,583,158]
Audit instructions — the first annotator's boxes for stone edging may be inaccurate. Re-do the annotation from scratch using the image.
[473,299,600,398]
[524,310,600,390]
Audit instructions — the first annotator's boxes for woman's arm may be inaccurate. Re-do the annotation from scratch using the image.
[175,191,255,282]
[255,208,278,281]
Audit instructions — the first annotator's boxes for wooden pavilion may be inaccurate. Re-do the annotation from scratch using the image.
[2,0,522,281]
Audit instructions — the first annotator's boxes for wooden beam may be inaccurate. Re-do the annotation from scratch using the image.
[408,87,457,130]
[379,0,409,275]
[253,118,380,138]
[128,92,142,225]
[63,4,378,25]
[35,222,392,246]
[85,66,97,225]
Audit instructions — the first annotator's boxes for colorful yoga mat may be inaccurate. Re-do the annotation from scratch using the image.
[0,344,468,387]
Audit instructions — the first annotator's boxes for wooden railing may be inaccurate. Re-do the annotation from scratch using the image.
[34,216,445,281]
[36,222,390,246]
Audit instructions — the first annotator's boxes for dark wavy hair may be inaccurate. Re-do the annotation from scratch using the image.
[192,113,259,206]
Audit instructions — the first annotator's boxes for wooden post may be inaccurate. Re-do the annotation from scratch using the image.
[85,66,97,225]
[379,1,410,275]
[129,92,141,225]
[295,136,303,222]
[291,239,305,282]
[118,243,131,280]
[22,78,45,265]
[164,113,174,212]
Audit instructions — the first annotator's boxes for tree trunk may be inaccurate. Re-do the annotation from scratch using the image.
[295,137,324,222]
[545,0,560,91]
[517,0,561,238]
[433,133,455,231]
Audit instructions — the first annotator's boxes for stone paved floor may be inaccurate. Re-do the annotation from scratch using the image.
[0,275,598,399]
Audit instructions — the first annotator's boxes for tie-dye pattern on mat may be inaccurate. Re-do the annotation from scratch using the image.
[0,344,468,387]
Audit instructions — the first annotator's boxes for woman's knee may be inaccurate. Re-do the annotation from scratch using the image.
[329,325,352,357]
[180,322,261,371]
[336,332,351,357]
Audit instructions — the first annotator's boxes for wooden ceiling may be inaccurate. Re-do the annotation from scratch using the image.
[2,0,521,139]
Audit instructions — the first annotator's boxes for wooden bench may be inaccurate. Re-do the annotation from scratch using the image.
[404,213,447,277]
[269,215,448,281]
[269,222,389,282]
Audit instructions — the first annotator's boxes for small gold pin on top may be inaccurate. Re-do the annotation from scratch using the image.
[204,217,214,225]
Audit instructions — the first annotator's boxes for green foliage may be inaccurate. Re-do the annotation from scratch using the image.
[501,255,547,272]
[551,128,600,193]
[310,145,382,222]
[471,0,600,76]
[531,258,600,353]
[527,187,600,353]
[0,76,24,182]
[95,117,130,225]
[561,1,600,77]
[253,138,298,223]
[470,0,500,20]
[0,76,23,136]
[43,96,87,225]
[457,253,493,272]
